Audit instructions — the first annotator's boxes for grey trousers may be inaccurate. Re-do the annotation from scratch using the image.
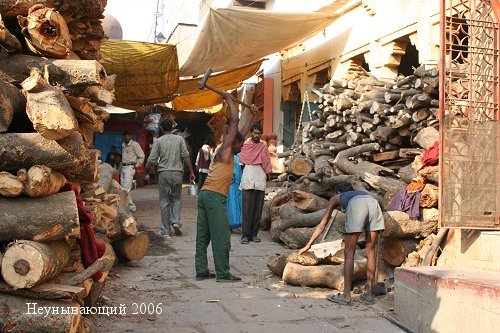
[158,171,183,236]
[241,189,265,239]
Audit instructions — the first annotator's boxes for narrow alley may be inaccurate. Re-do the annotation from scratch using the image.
[88,185,403,333]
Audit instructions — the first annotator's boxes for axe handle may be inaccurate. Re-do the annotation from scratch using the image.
[204,84,253,109]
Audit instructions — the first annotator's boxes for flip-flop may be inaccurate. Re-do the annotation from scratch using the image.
[326,293,352,306]
[359,293,375,305]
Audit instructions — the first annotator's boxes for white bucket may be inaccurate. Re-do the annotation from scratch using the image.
[188,181,198,196]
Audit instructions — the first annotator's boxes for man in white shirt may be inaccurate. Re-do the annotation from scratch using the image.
[121,130,145,212]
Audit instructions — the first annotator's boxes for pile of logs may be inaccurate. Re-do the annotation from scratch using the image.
[266,66,442,291]
[0,2,149,332]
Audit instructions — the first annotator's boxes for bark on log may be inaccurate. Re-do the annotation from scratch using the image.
[279,209,326,231]
[0,14,23,53]
[398,162,416,183]
[21,165,67,197]
[0,0,106,17]
[112,231,149,262]
[282,260,367,291]
[288,155,314,176]
[267,252,293,277]
[0,79,26,133]
[18,5,72,58]
[382,210,438,239]
[1,240,70,288]
[22,69,78,140]
[290,190,328,213]
[0,171,23,197]
[381,237,419,266]
[0,131,86,176]
[279,227,314,249]
[65,242,115,286]
[260,200,272,230]
[0,53,107,92]
[270,219,282,243]
[0,294,81,333]
[0,191,79,242]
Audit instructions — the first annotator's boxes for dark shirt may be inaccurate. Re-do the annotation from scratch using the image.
[339,191,369,211]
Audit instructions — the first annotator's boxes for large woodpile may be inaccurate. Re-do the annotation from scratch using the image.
[0,2,149,332]
[266,65,442,290]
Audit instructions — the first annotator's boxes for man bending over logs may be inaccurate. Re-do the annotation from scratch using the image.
[298,184,384,305]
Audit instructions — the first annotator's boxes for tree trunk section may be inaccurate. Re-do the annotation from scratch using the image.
[0,191,80,242]
[0,131,85,174]
[1,240,70,288]
[420,184,439,208]
[288,155,314,176]
[112,231,149,262]
[279,227,315,249]
[0,79,26,133]
[279,209,326,231]
[260,200,272,230]
[0,53,107,92]
[282,260,367,291]
[21,165,67,197]
[414,127,439,149]
[22,69,78,140]
[267,252,293,277]
[290,190,328,213]
[0,294,81,333]
[0,171,23,197]
[382,210,438,238]
[381,237,419,266]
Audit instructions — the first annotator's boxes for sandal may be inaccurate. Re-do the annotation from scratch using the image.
[326,293,352,306]
[359,293,375,305]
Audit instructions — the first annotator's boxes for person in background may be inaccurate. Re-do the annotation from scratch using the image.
[239,123,272,244]
[144,119,195,238]
[195,94,258,283]
[195,137,214,189]
[226,113,254,232]
[298,183,384,306]
[105,146,118,165]
[121,130,145,212]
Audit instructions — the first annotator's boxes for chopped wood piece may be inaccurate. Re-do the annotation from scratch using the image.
[22,165,67,197]
[0,171,23,197]
[381,237,419,266]
[112,231,150,262]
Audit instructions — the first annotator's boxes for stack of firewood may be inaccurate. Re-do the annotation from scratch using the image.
[0,2,148,332]
[265,66,442,290]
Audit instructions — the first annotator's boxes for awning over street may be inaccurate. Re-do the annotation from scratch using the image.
[101,40,179,110]
[180,7,337,77]
[172,60,262,111]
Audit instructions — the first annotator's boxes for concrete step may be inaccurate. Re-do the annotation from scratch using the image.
[395,266,500,333]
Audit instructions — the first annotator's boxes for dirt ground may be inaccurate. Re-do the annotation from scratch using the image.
[86,185,403,333]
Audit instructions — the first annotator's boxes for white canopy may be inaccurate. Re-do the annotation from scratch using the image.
[180,7,337,77]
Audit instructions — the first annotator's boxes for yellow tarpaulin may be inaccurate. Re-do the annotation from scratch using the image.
[172,60,262,111]
[101,40,179,109]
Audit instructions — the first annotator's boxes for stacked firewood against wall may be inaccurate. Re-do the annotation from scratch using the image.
[0,2,148,332]
[265,64,442,291]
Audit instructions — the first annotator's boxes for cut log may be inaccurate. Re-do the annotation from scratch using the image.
[414,126,439,149]
[418,165,439,184]
[267,252,293,277]
[260,200,272,230]
[420,184,439,208]
[279,227,315,249]
[0,79,26,133]
[22,69,78,140]
[270,219,283,243]
[279,209,326,231]
[381,237,419,266]
[288,155,314,176]
[397,162,416,183]
[0,53,107,92]
[1,240,70,288]
[0,294,81,333]
[112,231,150,262]
[0,14,23,53]
[0,281,86,300]
[0,171,23,197]
[0,191,79,242]
[290,190,328,213]
[64,243,116,286]
[0,0,106,17]
[21,165,67,197]
[18,5,72,58]
[0,132,85,176]
[282,260,367,291]
[382,210,438,239]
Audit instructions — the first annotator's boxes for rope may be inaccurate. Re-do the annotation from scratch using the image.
[293,91,312,146]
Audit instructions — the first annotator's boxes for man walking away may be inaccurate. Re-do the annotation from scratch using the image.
[195,93,258,283]
[239,123,272,244]
[298,183,385,305]
[195,137,214,189]
[121,130,145,212]
[144,119,195,238]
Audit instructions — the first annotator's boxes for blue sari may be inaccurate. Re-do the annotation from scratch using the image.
[227,153,242,229]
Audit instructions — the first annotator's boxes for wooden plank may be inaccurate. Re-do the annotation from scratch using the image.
[0,281,86,300]
[399,148,425,158]
[372,150,400,162]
